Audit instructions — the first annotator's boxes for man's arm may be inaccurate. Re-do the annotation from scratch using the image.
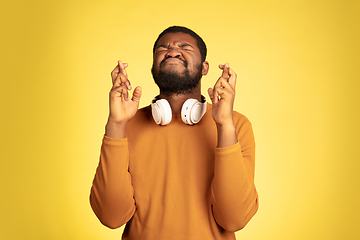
[90,61,142,228]
[211,116,258,232]
[90,137,136,229]
[208,63,258,231]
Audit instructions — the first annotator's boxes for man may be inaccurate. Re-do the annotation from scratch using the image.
[90,26,258,240]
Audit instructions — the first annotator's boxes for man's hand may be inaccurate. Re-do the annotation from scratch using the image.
[208,63,237,126]
[106,61,142,139]
[208,63,238,147]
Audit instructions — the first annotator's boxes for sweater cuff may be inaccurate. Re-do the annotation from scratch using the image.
[215,142,241,156]
[103,135,128,146]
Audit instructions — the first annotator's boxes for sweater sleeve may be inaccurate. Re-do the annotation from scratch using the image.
[90,135,136,229]
[211,116,259,232]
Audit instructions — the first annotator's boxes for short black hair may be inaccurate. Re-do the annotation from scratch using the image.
[153,26,207,62]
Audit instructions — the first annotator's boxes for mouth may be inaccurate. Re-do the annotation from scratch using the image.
[160,57,187,68]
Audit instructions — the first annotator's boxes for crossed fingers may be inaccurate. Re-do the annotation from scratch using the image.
[218,63,236,89]
[210,63,237,104]
[110,61,132,100]
[111,61,131,90]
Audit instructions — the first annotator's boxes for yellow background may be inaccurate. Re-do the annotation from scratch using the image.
[1,0,359,239]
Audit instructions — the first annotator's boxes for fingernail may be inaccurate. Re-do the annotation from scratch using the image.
[226,63,229,68]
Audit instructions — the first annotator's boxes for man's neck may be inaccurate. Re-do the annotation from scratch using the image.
[159,86,202,114]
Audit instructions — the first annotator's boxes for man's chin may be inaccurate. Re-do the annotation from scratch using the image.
[155,71,186,81]
[160,64,185,74]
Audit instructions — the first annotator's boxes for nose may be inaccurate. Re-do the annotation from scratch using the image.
[165,47,181,58]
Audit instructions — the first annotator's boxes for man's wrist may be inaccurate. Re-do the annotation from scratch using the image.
[216,123,237,148]
[216,121,235,131]
[105,120,127,139]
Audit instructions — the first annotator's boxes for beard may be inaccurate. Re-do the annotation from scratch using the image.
[151,59,203,96]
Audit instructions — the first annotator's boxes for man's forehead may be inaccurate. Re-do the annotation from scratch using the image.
[156,32,197,46]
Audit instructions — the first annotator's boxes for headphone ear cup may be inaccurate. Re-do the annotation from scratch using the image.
[151,99,172,125]
[181,97,207,125]
[181,99,200,125]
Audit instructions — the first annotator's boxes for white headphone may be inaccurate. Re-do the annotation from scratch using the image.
[151,95,207,126]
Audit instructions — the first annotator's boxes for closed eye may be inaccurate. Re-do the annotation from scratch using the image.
[155,44,169,54]
[179,43,194,51]
[155,47,167,54]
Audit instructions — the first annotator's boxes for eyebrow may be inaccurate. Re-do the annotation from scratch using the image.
[179,43,194,49]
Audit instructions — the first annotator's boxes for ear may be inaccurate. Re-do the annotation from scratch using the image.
[201,61,209,76]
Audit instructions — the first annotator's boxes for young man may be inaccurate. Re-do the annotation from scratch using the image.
[90,26,258,240]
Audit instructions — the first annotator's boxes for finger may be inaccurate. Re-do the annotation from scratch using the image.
[131,86,142,104]
[111,64,120,83]
[228,67,237,89]
[111,61,129,83]
[212,75,225,104]
[111,85,129,101]
[218,77,232,89]
[219,64,236,88]
[213,86,233,102]
[213,84,222,104]
[119,61,131,90]
[112,73,131,91]
[220,63,230,79]
[219,79,236,100]
[213,75,222,88]
[214,77,234,95]
[118,61,128,78]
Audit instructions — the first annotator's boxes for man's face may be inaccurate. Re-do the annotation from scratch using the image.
[151,32,207,95]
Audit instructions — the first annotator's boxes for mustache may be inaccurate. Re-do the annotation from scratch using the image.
[160,56,188,68]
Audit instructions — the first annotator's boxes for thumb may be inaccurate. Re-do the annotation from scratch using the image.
[131,86,142,105]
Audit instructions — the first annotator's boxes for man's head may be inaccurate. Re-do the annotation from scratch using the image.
[151,26,209,96]
[153,26,207,63]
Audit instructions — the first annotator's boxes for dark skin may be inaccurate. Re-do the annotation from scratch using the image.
[106,32,237,147]
[152,32,209,114]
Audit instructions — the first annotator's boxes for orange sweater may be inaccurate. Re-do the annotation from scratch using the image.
[90,103,258,240]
